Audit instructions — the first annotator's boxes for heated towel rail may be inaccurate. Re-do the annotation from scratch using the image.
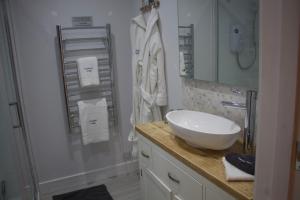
[178,24,194,79]
[56,24,117,134]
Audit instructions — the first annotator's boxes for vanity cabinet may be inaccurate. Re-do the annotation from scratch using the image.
[138,139,172,200]
[152,148,203,200]
[142,168,172,200]
[138,134,236,200]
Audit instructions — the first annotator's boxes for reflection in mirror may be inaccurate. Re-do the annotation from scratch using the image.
[178,0,259,90]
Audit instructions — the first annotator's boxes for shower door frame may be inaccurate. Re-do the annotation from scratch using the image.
[0,0,39,199]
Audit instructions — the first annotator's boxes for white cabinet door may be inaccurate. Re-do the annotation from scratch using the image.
[138,139,152,168]
[206,188,223,200]
[138,135,235,200]
[152,148,203,200]
[140,162,147,200]
[205,187,235,200]
[138,138,153,200]
[143,168,172,200]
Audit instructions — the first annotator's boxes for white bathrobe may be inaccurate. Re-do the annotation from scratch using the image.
[129,15,146,143]
[138,8,167,122]
[129,9,167,140]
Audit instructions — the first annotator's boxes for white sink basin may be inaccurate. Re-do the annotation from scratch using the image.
[166,110,241,150]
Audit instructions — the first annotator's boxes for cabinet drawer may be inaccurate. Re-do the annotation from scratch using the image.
[144,168,172,200]
[206,187,235,200]
[138,137,152,167]
[152,148,204,200]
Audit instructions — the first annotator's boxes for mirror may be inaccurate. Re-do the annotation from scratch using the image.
[178,0,259,89]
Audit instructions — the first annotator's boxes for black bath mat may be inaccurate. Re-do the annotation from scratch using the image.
[53,185,113,200]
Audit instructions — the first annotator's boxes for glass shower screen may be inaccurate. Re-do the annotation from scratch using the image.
[0,0,37,199]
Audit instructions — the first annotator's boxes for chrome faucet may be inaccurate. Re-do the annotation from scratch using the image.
[221,90,257,153]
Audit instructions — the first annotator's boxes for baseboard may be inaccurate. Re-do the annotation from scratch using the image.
[39,160,139,200]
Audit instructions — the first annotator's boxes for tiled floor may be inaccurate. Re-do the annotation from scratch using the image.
[106,172,141,200]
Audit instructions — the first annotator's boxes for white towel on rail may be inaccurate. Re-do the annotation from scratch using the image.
[179,51,186,76]
[78,98,109,145]
[77,57,99,87]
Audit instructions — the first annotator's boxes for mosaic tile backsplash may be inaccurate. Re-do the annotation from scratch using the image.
[182,79,247,128]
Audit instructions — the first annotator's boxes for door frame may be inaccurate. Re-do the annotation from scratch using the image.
[255,0,300,199]
[288,25,300,200]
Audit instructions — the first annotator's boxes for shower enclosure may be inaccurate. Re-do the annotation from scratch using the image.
[0,0,38,199]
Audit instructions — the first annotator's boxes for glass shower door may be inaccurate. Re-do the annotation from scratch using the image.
[0,85,23,200]
[0,0,37,199]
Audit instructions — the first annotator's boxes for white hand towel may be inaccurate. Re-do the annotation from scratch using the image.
[179,51,187,76]
[222,157,254,182]
[78,98,109,145]
[77,57,99,87]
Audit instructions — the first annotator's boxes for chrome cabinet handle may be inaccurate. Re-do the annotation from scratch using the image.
[168,172,180,184]
[141,151,150,158]
[9,102,22,129]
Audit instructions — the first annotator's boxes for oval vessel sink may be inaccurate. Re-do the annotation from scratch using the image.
[166,110,241,150]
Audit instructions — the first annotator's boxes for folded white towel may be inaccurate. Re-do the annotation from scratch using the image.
[78,98,109,145]
[179,51,187,76]
[77,57,99,87]
[222,157,254,182]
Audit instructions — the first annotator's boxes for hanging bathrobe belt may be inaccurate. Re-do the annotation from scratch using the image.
[140,87,157,107]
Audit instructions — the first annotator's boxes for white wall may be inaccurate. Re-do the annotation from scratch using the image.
[10,0,134,185]
[255,0,300,199]
[158,0,184,109]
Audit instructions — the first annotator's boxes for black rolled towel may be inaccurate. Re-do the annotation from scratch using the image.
[225,153,255,175]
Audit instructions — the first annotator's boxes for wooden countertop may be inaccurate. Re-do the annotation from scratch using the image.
[135,121,254,200]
